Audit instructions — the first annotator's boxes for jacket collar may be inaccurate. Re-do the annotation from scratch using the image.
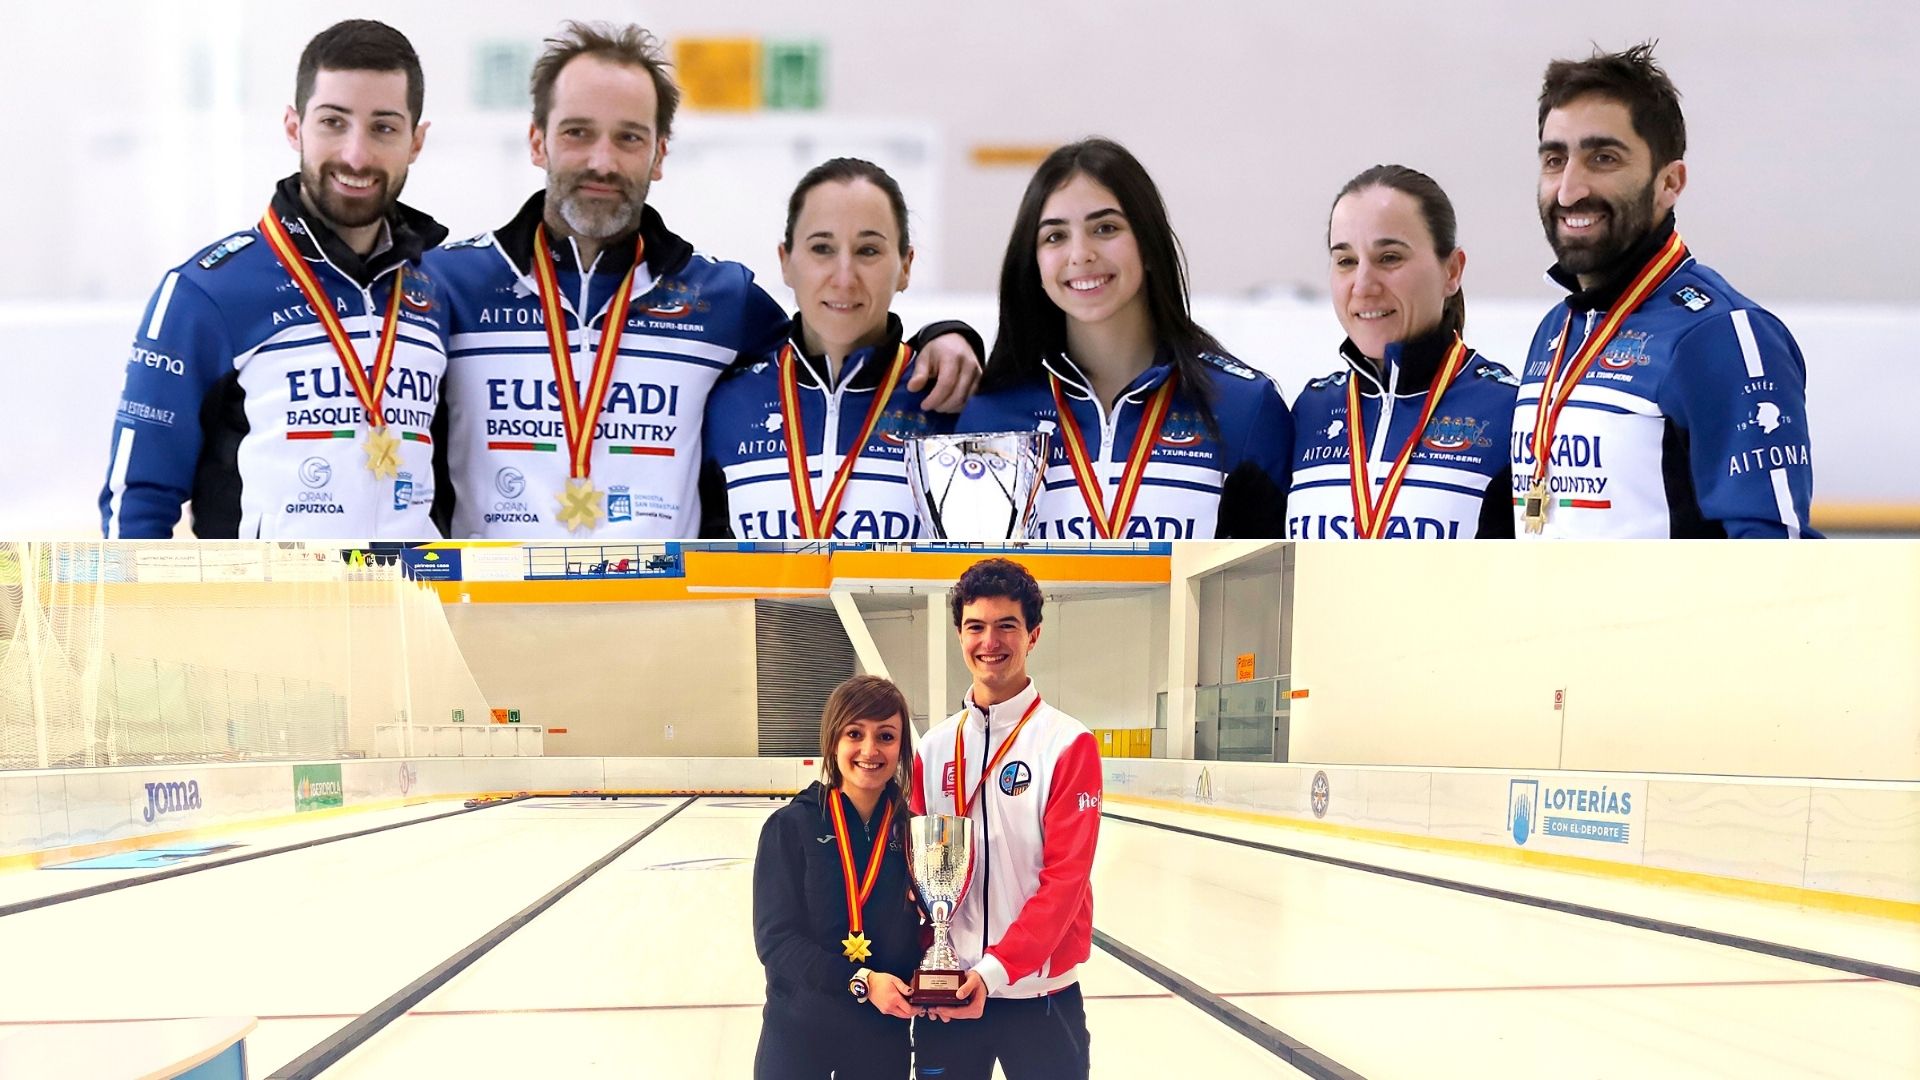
[1547,211,1678,314]
[782,313,908,392]
[965,679,1041,734]
[1338,321,1459,398]
[268,174,447,286]
[798,778,900,824]
[491,189,695,282]
[1041,348,1175,404]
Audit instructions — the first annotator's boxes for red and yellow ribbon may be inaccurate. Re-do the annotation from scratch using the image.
[530,225,645,480]
[1345,336,1472,539]
[827,790,896,961]
[1048,373,1176,540]
[258,207,404,435]
[1529,232,1688,492]
[954,696,1042,819]
[779,343,912,539]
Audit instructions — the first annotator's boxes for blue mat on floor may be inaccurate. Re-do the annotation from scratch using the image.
[45,843,245,870]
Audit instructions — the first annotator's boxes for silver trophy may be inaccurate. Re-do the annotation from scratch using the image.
[904,430,1051,540]
[906,813,976,1005]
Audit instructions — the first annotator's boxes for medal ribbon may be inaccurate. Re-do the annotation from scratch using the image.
[1048,371,1176,540]
[259,207,403,432]
[1529,232,1688,490]
[1346,336,1472,539]
[531,225,645,479]
[954,696,1043,819]
[828,791,896,940]
[779,342,913,539]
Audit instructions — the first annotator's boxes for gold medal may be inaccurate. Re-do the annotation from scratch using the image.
[260,205,412,480]
[532,225,644,530]
[363,426,401,480]
[1523,479,1549,534]
[828,791,895,966]
[555,477,604,533]
[841,932,873,962]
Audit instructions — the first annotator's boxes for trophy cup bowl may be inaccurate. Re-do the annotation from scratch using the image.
[904,430,1050,540]
[906,814,976,1006]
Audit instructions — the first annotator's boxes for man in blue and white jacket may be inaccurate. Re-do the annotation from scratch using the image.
[1519,44,1817,538]
[101,21,450,538]
[428,23,979,538]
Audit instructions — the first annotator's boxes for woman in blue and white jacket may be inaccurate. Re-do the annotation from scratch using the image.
[956,138,1293,540]
[699,159,977,540]
[1288,165,1517,540]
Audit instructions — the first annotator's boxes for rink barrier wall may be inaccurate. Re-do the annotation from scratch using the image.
[0,757,820,866]
[1101,759,1920,919]
[10,755,1909,922]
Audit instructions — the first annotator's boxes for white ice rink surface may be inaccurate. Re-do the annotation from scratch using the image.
[0,795,1914,1079]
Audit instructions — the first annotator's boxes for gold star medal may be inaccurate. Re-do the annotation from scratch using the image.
[555,476,604,533]
[363,426,402,480]
[828,792,895,966]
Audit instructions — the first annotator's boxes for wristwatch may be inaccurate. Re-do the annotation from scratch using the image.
[848,967,874,1003]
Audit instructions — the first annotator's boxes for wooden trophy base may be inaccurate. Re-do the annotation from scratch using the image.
[909,969,968,1007]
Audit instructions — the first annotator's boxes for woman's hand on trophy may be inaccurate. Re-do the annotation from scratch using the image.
[867,972,916,1019]
[926,970,988,1021]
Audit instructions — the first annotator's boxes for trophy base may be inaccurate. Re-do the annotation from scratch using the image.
[908,969,969,1007]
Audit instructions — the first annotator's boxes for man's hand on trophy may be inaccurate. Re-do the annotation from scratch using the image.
[925,970,987,1021]
[867,972,917,1019]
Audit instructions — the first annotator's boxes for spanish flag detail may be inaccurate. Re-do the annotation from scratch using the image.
[1048,372,1176,540]
[828,790,896,961]
[530,224,645,483]
[780,344,912,539]
[1345,336,1471,539]
[954,697,1042,819]
[1525,232,1689,532]
[258,207,405,476]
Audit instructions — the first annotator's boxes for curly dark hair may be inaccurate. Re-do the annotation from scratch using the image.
[950,557,1044,630]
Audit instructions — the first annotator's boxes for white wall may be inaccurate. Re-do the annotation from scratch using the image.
[440,600,760,757]
[3,2,1915,304]
[929,591,1163,729]
[860,606,933,724]
[1287,543,1920,781]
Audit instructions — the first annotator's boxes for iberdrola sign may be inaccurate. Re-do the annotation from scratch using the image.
[294,763,345,812]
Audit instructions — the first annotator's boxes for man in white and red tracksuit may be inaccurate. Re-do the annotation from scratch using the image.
[910,557,1102,1079]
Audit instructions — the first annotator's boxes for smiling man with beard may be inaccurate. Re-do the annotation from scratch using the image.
[1514,44,1818,539]
[428,22,983,539]
[102,20,453,538]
